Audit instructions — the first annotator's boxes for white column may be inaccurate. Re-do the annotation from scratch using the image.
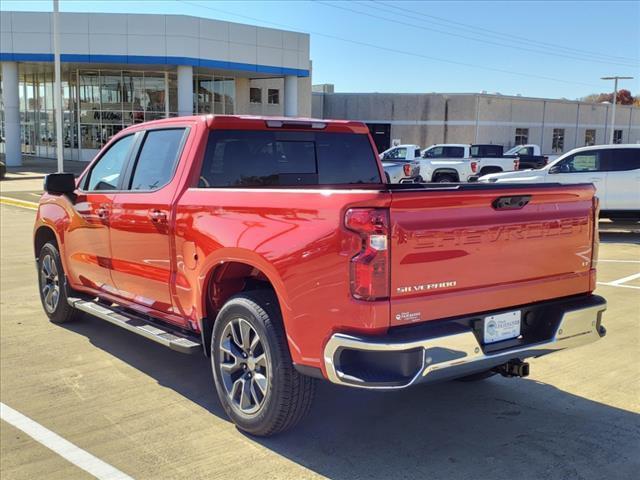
[176,65,193,117]
[284,75,298,117]
[1,62,21,167]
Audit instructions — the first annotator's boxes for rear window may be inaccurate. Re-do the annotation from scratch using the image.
[199,130,381,187]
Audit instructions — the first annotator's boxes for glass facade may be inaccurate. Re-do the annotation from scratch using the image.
[193,74,235,114]
[1,65,235,161]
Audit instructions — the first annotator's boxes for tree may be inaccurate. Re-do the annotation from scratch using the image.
[580,89,635,105]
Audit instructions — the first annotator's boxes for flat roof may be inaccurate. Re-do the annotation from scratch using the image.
[1,11,310,77]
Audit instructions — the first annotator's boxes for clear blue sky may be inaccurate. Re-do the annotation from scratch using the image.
[2,0,639,99]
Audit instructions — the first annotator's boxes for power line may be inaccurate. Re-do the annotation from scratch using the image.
[373,0,639,64]
[315,0,639,68]
[177,0,603,89]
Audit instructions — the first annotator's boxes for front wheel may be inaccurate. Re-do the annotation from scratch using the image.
[211,290,315,436]
[38,242,82,324]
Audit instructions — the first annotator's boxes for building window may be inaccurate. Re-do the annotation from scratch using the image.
[585,129,596,146]
[268,89,280,105]
[515,128,529,145]
[250,87,262,104]
[552,128,565,152]
[613,130,623,144]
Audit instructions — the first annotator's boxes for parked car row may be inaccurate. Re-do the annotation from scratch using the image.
[379,141,639,219]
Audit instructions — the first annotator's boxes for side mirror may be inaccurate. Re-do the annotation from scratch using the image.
[44,173,76,194]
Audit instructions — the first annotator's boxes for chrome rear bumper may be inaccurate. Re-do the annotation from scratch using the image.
[323,296,606,390]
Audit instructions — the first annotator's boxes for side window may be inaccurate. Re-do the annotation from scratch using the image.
[447,147,465,158]
[426,147,443,158]
[129,129,186,191]
[607,149,640,171]
[85,134,135,191]
[386,147,406,159]
[557,152,602,173]
[414,148,421,158]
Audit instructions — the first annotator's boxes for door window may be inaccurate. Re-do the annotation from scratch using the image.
[555,151,602,173]
[129,129,186,191]
[445,146,465,157]
[606,149,640,171]
[85,134,135,191]
[384,147,407,160]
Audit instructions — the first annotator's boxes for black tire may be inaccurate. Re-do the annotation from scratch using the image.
[456,369,497,382]
[38,242,82,324]
[211,290,315,436]
[434,173,457,183]
[479,167,502,176]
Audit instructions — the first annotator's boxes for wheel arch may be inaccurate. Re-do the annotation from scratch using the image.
[34,224,59,260]
[198,254,289,357]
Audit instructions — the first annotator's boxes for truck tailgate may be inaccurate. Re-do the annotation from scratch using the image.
[389,184,596,327]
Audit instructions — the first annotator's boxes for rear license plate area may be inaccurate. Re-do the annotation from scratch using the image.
[483,310,522,344]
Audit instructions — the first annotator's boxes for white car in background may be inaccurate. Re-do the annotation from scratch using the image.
[479,144,640,220]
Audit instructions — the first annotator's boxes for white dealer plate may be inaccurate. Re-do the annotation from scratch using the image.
[483,310,521,344]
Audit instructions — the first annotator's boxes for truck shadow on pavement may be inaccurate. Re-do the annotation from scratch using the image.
[64,316,640,480]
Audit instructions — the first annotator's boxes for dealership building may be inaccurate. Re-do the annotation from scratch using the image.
[0,10,311,165]
[312,87,640,155]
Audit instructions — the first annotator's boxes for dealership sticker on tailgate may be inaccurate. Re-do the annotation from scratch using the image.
[483,310,521,344]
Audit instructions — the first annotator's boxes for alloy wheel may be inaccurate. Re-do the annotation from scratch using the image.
[40,254,60,313]
[219,317,270,415]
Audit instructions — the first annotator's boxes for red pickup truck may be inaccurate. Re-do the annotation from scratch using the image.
[34,115,607,436]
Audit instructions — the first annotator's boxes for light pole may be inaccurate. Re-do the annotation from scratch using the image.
[53,0,64,172]
[601,76,634,144]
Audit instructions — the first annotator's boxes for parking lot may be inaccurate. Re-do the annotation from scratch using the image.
[1,175,639,480]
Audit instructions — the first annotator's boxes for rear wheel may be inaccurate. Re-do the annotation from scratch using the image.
[38,242,82,324]
[211,290,315,436]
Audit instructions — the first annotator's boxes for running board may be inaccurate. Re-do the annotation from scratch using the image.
[67,297,202,354]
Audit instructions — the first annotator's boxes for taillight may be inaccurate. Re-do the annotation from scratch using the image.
[345,208,390,301]
[514,159,520,170]
[403,163,412,176]
[471,161,478,173]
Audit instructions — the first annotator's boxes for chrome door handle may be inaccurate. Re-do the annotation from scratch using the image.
[96,207,109,219]
[149,210,167,223]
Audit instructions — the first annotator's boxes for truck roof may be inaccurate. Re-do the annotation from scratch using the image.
[122,114,370,134]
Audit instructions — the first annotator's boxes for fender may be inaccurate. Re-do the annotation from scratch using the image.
[196,248,291,327]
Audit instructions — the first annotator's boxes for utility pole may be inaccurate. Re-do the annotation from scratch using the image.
[53,0,64,172]
[601,76,634,144]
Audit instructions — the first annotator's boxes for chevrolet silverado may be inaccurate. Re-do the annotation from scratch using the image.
[34,115,607,436]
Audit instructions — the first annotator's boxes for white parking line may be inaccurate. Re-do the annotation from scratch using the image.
[609,272,640,286]
[598,259,640,264]
[597,282,640,290]
[0,402,133,480]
